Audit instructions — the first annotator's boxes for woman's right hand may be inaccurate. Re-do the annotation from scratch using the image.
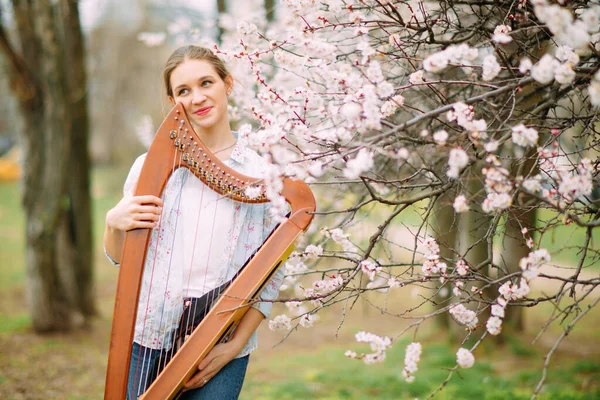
[106,194,163,232]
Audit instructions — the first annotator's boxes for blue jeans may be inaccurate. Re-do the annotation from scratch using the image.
[127,342,249,400]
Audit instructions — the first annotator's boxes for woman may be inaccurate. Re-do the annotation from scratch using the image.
[104,45,284,400]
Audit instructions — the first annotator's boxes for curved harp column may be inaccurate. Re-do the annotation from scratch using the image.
[104,103,316,400]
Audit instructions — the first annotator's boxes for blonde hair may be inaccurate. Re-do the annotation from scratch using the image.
[163,45,230,97]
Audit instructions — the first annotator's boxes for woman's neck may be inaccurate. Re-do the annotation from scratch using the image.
[193,119,236,156]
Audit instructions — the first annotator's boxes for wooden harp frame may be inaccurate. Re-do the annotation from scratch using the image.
[104,103,316,399]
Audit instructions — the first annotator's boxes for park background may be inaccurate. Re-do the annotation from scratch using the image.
[1,0,599,399]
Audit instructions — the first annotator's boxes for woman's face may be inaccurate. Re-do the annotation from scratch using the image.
[168,59,232,132]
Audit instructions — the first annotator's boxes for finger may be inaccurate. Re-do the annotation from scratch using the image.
[134,205,163,214]
[182,373,207,391]
[128,221,157,230]
[133,213,160,222]
[133,195,164,206]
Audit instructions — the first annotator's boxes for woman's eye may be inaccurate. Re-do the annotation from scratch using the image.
[201,80,213,87]
[177,88,189,96]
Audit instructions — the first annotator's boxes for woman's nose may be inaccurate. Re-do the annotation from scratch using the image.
[191,90,206,104]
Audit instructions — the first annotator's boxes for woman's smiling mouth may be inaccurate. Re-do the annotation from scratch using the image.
[194,106,213,116]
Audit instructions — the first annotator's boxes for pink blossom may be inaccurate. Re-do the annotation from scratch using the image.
[455,259,469,276]
[360,259,381,281]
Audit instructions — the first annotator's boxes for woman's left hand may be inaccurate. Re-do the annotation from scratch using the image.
[181,341,241,391]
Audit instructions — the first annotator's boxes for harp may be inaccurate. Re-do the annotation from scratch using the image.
[104,103,315,399]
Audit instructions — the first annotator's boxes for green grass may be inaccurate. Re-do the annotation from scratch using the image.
[242,340,600,400]
[0,182,25,288]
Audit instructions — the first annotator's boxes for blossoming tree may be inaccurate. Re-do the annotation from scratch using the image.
[141,0,599,397]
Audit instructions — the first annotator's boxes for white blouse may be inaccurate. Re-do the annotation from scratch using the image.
[106,140,284,358]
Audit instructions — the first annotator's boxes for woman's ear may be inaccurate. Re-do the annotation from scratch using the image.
[168,96,175,106]
[225,75,234,95]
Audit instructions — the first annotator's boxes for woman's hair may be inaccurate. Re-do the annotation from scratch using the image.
[163,45,230,97]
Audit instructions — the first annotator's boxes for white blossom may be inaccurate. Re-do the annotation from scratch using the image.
[482,192,513,213]
[344,148,374,179]
[555,46,579,65]
[403,342,422,382]
[304,244,323,259]
[313,274,344,294]
[433,130,449,145]
[409,70,425,84]
[376,81,395,98]
[447,148,469,179]
[341,102,363,121]
[493,25,512,44]
[589,80,600,107]
[562,21,591,51]
[449,304,478,328]
[269,314,292,331]
[512,124,539,147]
[522,175,543,193]
[557,159,593,202]
[482,55,501,81]
[453,195,469,213]
[299,313,319,328]
[580,6,600,33]
[345,350,357,359]
[367,61,385,83]
[285,300,306,316]
[237,20,258,37]
[519,58,533,74]
[456,348,475,368]
[423,51,449,73]
[491,304,505,318]
[453,281,465,296]
[486,315,503,335]
[554,63,576,85]
[354,331,393,365]
[484,140,499,153]
[397,147,410,160]
[530,54,559,84]
[388,277,401,288]
[381,94,404,117]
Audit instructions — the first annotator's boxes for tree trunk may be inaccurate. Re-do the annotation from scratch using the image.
[61,0,95,318]
[216,0,227,44]
[1,0,94,331]
[498,150,539,334]
[458,167,493,338]
[265,0,276,23]
[431,190,457,328]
